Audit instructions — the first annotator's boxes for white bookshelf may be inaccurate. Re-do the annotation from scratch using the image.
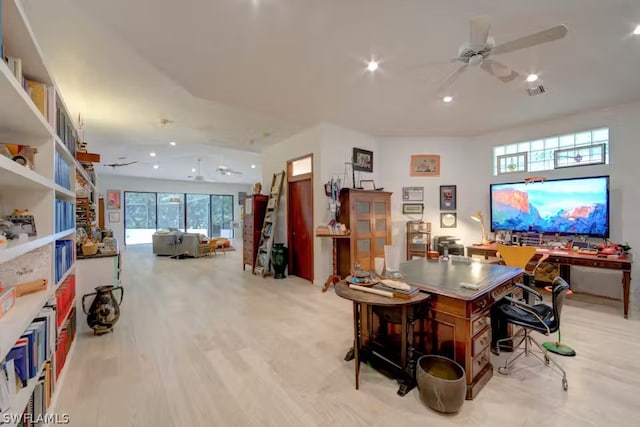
[0,0,89,420]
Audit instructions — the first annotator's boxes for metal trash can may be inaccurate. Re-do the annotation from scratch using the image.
[416,355,466,414]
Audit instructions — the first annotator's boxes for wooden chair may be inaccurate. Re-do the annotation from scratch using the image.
[208,238,228,256]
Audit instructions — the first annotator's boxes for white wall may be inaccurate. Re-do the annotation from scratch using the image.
[261,123,379,284]
[98,174,251,245]
[377,100,640,299]
[377,137,481,253]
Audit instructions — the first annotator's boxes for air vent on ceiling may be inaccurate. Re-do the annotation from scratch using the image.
[527,85,546,96]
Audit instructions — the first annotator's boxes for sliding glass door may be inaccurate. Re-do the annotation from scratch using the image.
[124,192,157,245]
[211,195,234,238]
[123,191,234,244]
[157,193,185,230]
[187,194,210,235]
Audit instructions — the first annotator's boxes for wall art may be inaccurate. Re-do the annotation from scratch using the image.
[402,186,424,202]
[410,154,440,177]
[353,147,373,172]
[106,190,121,210]
[439,185,457,210]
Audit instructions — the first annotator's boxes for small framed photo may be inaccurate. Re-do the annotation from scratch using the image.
[106,190,121,210]
[402,186,424,202]
[108,211,120,223]
[8,215,37,237]
[402,203,424,215]
[440,212,457,228]
[353,147,373,172]
[410,154,440,177]
[440,185,457,210]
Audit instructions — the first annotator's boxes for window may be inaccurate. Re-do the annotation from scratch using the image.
[124,191,235,245]
[187,194,210,235]
[211,195,234,238]
[492,127,609,175]
[157,193,185,230]
[124,192,157,245]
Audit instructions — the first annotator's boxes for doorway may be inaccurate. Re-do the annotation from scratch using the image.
[287,154,314,282]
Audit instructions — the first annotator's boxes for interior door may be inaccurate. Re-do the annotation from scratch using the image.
[288,179,313,281]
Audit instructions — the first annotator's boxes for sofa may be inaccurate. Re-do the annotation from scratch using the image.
[152,230,208,257]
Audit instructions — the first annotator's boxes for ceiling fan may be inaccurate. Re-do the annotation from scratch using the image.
[433,16,568,94]
[104,160,139,169]
[216,154,242,175]
[188,158,217,182]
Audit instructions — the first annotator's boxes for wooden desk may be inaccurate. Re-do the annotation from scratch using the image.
[334,281,430,395]
[466,244,633,318]
[399,259,523,399]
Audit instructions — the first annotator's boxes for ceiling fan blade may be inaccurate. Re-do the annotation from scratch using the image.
[480,60,519,83]
[491,25,568,56]
[436,64,468,95]
[203,177,217,182]
[470,16,491,47]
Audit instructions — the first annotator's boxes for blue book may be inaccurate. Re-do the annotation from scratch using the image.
[20,329,37,378]
[6,341,28,386]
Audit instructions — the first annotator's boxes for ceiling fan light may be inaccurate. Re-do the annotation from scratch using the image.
[153,165,159,169]
[526,73,539,82]
[251,164,256,168]
[150,152,156,157]
[367,60,379,72]
[191,168,196,172]
[443,96,453,103]
[169,141,176,146]
[634,25,640,35]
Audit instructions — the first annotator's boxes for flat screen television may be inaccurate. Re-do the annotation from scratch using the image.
[490,175,609,237]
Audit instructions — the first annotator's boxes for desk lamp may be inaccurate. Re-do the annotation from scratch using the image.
[471,210,490,245]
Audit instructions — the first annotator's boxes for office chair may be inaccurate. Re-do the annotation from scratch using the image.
[495,244,550,289]
[495,276,570,391]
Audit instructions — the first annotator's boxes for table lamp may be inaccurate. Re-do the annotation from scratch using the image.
[471,210,490,245]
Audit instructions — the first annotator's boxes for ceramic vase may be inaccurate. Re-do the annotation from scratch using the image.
[82,285,124,335]
[271,243,288,279]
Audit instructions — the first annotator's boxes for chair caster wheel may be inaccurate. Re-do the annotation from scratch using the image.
[562,378,568,391]
[544,355,550,365]
[498,367,509,375]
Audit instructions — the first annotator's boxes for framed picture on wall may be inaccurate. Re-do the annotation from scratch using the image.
[440,212,457,228]
[410,154,440,177]
[402,186,424,201]
[108,211,120,223]
[402,203,424,215]
[353,147,373,172]
[106,190,121,210]
[439,185,457,210]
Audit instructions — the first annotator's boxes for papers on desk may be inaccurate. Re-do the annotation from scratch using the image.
[349,284,394,298]
[459,282,484,290]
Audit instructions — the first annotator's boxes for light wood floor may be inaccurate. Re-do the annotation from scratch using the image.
[54,245,640,427]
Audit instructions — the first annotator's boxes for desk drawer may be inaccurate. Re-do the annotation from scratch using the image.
[472,315,490,336]
[472,328,491,357]
[472,295,490,314]
[472,347,490,379]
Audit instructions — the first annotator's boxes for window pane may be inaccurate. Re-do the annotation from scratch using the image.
[558,135,574,147]
[124,192,157,245]
[505,144,518,154]
[157,193,185,231]
[494,146,505,156]
[545,137,559,149]
[291,156,312,176]
[517,142,530,152]
[211,195,234,238]
[530,140,544,150]
[575,131,592,145]
[187,194,210,236]
[592,128,609,142]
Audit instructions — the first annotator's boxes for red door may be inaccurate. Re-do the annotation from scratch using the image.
[288,179,313,282]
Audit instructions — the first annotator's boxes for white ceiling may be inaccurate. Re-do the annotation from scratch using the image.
[23,0,640,181]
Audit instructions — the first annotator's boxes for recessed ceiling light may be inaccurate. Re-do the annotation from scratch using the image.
[367,60,379,72]
[169,141,176,146]
[442,96,453,103]
[150,152,156,157]
[191,168,196,172]
[153,165,159,169]
[634,25,640,35]
[251,164,256,169]
[526,74,539,83]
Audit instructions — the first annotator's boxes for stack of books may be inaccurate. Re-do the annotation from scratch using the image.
[372,283,420,299]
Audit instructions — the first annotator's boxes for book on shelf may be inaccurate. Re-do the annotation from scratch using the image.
[5,55,22,83]
[25,79,47,117]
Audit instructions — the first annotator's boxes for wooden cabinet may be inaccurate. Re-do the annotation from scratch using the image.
[242,194,268,271]
[406,220,431,260]
[336,189,392,277]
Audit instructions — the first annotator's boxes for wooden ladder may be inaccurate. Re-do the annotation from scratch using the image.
[253,171,285,276]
